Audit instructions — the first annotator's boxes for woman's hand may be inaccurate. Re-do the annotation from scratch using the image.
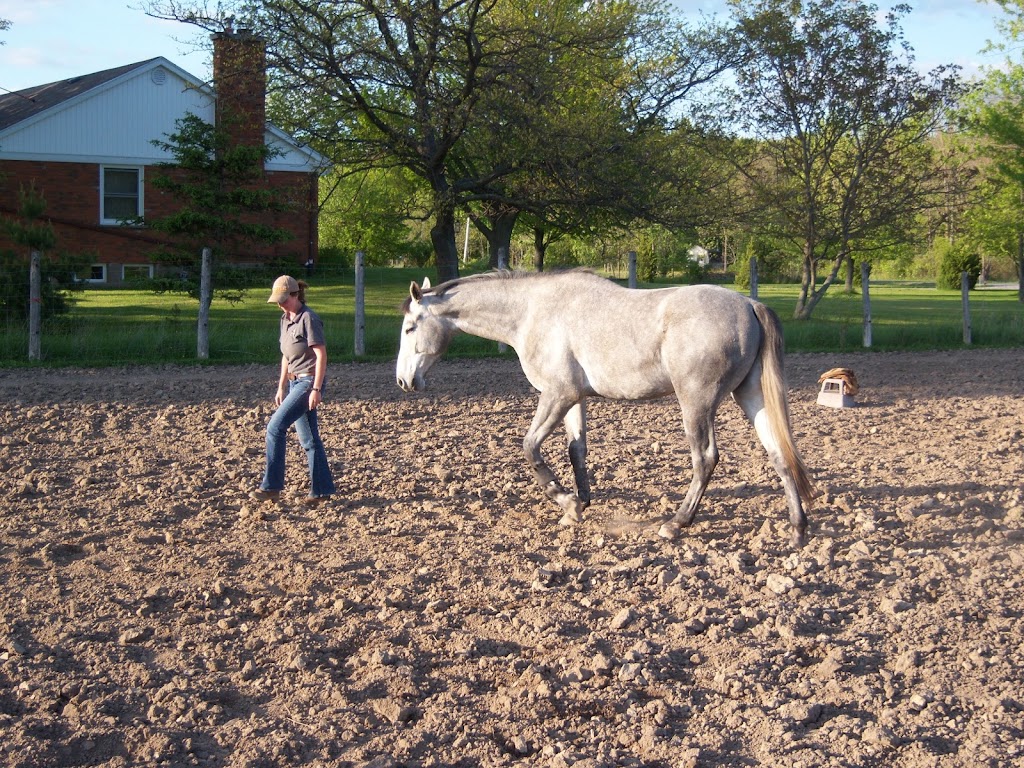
[308,388,322,411]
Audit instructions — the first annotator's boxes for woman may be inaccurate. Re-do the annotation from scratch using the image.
[251,275,336,505]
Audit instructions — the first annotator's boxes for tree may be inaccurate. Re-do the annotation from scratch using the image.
[457,3,735,270]
[957,176,1024,282]
[718,0,964,318]
[960,0,1024,301]
[1,184,88,359]
[144,112,294,356]
[143,0,736,281]
[318,165,424,266]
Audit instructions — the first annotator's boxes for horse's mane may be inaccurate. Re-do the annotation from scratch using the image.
[401,268,600,313]
[430,268,599,297]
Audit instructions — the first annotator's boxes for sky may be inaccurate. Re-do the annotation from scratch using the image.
[0,0,1013,96]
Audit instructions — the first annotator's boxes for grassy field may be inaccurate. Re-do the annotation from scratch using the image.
[2,268,1022,367]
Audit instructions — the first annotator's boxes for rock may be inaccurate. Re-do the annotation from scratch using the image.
[789,702,824,725]
[684,617,706,635]
[766,574,795,595]
[591,652,613,675]
[861,724,899,747]
[119,629,146,645]
[611,607,635,630]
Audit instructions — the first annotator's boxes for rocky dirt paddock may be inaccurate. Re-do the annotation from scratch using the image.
[0,348,1022,767]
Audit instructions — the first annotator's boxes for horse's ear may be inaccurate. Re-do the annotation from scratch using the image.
[422,277,432,290]
[410,281,422,301]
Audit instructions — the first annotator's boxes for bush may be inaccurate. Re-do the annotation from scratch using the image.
[735,235,798,289]
[937,243,982,290]
[0,249,87,325]
[316,246,351,272]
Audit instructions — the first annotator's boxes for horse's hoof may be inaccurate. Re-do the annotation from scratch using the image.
[658,521,681,540]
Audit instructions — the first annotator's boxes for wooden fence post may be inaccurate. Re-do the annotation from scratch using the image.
[354,251,365,356]
[628,251,637,288]
[28,250,41,361]
[497,248,508,353]
[197,247,212,360]
[862,261,872,349]
[962,271,972,345]
[749,257,758,300]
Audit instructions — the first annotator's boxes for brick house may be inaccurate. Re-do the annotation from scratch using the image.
[0,30,326,285]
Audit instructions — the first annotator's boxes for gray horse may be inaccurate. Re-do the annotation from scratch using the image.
[396,270,815,547]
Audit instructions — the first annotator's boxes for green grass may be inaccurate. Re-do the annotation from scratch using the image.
[2,269,1022,367]
[752,283,1024,352]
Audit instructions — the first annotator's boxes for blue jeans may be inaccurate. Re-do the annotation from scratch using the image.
[260,378,336,498]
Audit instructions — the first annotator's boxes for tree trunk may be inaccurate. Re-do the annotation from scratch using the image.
[795,255,844,319]
[844,254,854,293]
[431,210,460,283]
[533,227,546,272]
[796,242,814,317]
[484,210,518,269]
[428,177,460,283]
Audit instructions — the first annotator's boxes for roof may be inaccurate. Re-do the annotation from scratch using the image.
[0,60,159,132]
[0,58,328,173]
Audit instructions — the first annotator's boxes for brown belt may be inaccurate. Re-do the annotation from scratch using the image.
[287,372,314,381]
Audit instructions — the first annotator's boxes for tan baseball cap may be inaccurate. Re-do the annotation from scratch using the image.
[267,275,299,303]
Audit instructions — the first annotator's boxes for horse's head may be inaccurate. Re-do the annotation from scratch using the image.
[396,277,450,392]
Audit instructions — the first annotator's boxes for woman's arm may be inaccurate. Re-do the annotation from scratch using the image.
[308,344,327,411]
[275,355,288,406]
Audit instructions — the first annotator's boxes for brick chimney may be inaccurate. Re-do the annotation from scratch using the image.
[211,28,267,148]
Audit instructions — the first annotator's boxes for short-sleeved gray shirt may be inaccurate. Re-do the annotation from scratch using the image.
[279,306,326,375]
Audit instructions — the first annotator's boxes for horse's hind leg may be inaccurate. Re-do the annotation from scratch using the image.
[734,378,808,547]
[564,401,591,507]
[658,406,719,540]
[524,392,585,525]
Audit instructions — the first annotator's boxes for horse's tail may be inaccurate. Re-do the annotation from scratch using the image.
[752,302,817,508]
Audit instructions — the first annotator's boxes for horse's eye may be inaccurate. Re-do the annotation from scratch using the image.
[404,324,416,335]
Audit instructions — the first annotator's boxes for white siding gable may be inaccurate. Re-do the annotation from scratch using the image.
[0,58,327,173]
[0,59,214,165]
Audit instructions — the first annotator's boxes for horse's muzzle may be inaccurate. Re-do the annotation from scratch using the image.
[396,376,421,393]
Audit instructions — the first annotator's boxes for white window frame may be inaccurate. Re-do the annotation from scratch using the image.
[79,264,107,284]
[122,264,154,281]
[100,166,144,225]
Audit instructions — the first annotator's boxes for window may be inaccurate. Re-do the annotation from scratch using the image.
[101,167,143,224]
[73,264,107,284]
[122,264,153,281]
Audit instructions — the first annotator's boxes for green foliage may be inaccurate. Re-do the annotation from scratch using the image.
[144,112,295,300]
[938,243,982,290]
[318,168,422,264]
[4,184,56,252]
[734,234,796,289]
[0,249,88,324]
[0,184,89,324]
[722,0,965,318]
[316,246,351,273]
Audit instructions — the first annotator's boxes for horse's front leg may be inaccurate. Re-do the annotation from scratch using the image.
[564,401,590,507]
[524,393,585,526]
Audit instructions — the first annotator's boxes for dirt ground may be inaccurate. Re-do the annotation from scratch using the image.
[0,348,1022,768]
